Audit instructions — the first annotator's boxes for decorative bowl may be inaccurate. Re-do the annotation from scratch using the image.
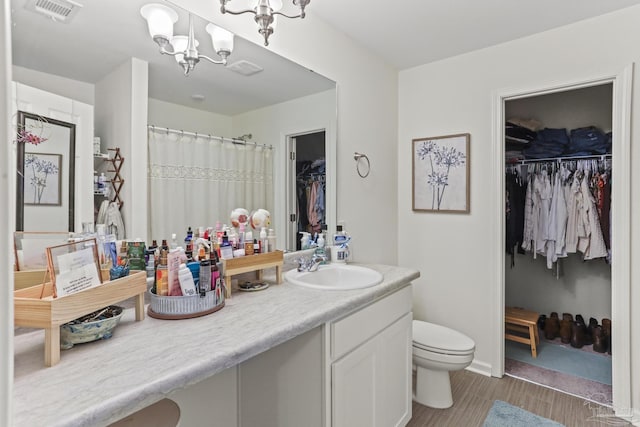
[60,305,124,350]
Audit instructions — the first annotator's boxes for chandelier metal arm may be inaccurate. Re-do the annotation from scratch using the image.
[272,10,304,19]
[199,54,226,66]
[219,7,256,16]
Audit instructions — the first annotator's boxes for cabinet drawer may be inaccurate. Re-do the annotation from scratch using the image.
[331,285,412,360]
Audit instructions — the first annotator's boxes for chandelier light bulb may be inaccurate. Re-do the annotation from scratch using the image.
[206,23,235,58]
[140,3,178,45]
[171,35,199,65]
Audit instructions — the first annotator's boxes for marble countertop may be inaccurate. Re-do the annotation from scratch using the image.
[13,262,419,427]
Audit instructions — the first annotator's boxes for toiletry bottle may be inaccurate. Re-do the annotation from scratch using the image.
[300,232,311,250]
[238,223,245,249]
[156,252,169,296]
[220,232,234,260]
[211,254,221,302]
[178,263,197,296]
[260,227,268,253]
[98,172,106,193]
[254,238,260,254]
[184,227,193,260]
[333,225,348,246]
[170,233,178,250]
[244,231,254,255]
[199,259,211,293]
[268,229,276,252]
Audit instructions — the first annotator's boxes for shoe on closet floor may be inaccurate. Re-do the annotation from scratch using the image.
[570,321,586,348]
[560,319,572,344]
[592,326,607,353]
[544,313,560,340]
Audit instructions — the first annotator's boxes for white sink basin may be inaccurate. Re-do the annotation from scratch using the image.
[285,264,383,290]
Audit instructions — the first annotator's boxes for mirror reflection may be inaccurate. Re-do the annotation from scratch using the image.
[16,111,75,232]
[10,0,336,251]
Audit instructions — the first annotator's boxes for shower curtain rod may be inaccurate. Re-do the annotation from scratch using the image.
[147,125,273,150]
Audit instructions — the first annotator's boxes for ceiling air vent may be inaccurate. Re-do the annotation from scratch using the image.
[26,0,83,23]
[226,60,264,77]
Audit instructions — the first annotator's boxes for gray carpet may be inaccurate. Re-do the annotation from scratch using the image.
[505,338,611,385]
[483,400,565,427]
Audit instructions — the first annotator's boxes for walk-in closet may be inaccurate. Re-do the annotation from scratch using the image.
[293,131,326,249]
[503,83,613,405]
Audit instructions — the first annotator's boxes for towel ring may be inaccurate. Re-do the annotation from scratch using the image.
[354,152,370,178]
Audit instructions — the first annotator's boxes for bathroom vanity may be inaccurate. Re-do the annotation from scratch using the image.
[13,264,419,427]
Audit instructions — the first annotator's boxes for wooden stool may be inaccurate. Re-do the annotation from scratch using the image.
[505,307,540,358]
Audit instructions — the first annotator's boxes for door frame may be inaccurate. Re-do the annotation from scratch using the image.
[490,64,633,417]
[284,129,330,251]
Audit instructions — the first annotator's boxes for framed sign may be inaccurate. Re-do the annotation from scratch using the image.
[412,133,470,213]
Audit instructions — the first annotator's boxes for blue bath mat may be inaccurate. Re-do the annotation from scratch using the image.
[483,400,565,427]
[505,339,611,385]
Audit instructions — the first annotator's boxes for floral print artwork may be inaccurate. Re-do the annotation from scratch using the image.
[24,153,61,205]
[413,134,470,212]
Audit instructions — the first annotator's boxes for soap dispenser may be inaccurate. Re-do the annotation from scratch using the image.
[300,232,311,250]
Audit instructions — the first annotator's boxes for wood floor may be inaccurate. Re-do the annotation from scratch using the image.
[407,369,633,427]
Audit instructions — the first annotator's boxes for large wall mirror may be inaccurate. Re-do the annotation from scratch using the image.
[11,0,336,249]
[15,111,75,232]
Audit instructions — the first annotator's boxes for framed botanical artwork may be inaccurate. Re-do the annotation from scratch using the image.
[412,133,470,213]
[23,153,62,206]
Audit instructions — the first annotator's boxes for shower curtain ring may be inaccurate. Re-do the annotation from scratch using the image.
[354,152,370,178]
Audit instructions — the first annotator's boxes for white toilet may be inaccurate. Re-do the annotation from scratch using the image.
[412,319,475,409]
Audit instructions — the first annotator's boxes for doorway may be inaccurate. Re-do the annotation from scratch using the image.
[491,65,633,418]
[286,130,326,251]
[502,83,613,405]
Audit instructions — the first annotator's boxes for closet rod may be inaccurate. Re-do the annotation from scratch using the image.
[507,153,611,165]
[147,125,273,150]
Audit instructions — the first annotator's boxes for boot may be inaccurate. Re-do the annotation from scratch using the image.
[545,313,560,340]
[570,321,586,348]
[575,314,585,325]
[562,313,574,322]
[592,326,607,353]
[560,319,572,344]
[602,318,611,355]
[537,314,547,331]
[585,317,598,345]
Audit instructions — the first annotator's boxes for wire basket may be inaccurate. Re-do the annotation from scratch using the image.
[148,288,225,319]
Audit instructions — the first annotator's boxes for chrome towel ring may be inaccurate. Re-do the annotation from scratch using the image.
[354,152,370,178]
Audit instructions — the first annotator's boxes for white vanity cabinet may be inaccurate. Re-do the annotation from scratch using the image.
[330,286,413,427]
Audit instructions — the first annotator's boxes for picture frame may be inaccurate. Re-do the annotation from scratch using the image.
[412,133,470,213]
[46,238,102,298]
[23,153,62,206]
[16,111,76,232]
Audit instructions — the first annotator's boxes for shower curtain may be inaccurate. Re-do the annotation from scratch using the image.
[147,129,273,241]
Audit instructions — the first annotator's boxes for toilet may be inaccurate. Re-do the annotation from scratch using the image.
[412,320,475,409]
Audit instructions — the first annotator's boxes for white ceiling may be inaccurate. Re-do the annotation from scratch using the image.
[10,0,335,116]
[11,0,640,116]
[310,0,640,69]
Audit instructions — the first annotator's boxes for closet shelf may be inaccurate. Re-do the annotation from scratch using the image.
[506,153,611,165]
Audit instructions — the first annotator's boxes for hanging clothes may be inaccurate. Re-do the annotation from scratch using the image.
[510,156,610,267]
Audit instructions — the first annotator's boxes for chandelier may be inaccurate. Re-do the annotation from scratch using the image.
[140,3,235,76]
[219,0,311,46]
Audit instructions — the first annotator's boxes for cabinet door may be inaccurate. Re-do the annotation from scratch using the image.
[376,313,412,427]
[332,313,412,427]
[332,336,377,427]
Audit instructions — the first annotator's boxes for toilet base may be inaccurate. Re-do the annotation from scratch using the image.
[413,365,453,409]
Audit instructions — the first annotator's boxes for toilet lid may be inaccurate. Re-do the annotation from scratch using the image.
[413,320,475,354]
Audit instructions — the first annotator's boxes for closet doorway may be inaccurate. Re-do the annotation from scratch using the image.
[492,65,632,417]
[503,84,613,405]
[285,130,326,251]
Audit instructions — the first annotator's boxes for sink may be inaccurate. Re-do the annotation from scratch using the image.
[285,264,383,290]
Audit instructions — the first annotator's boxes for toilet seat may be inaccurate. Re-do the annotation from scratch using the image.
[412,320,475,355]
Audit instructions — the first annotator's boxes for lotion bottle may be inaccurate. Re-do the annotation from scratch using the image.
[178,263,197,296]
[260,227,268,253]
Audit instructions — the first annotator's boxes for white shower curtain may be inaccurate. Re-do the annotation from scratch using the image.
[147,129,273,242]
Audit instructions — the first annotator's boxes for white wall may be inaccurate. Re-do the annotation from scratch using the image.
[148,98,233,136]
[232,89,336,253]
[398,5,640,416]
[0,1,13,424]
[95,58,149,240]
[171,1,398,266]
[12,65,94,106]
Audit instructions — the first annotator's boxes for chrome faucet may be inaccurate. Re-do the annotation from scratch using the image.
[296,254,326,272]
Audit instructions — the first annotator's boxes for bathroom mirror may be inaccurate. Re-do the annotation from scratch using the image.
[15,111,75,232]
[10,0,336,246]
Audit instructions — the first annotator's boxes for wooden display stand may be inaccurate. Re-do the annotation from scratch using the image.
[14,270,147,367]
[222,250,284,298]
[505,306,540,358]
